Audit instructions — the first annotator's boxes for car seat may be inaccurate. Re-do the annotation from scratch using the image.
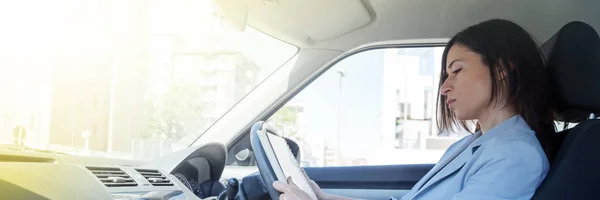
[532,21,600,199]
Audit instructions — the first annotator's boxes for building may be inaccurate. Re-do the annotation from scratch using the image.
[0,1,270,161]
[47,1,149,158]
[0,59,52,149]
[382,47,469,152]
[130,34,263,160]
[323,145,340,166]
[170,51,261,136]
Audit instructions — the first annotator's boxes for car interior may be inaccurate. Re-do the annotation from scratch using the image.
[531,21,600,200]
[244,21,600,200]
[0,1,599,200]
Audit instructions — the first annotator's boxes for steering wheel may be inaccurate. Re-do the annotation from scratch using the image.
[250,121,282,200]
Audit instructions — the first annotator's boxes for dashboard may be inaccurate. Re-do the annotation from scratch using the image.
[172,157,216,198]
[0,143,228,200]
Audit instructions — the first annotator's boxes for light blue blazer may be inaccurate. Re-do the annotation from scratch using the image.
[400,115,550,200]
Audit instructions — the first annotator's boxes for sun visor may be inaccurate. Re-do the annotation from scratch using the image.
[214,0,249,31]
[247,0,372,42]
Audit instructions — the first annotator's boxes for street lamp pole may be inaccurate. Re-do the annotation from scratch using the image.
[336,69,345,160]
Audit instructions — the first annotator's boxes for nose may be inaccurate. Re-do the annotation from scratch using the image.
[441,79,452,96]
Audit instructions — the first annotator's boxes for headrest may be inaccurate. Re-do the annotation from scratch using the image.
[542,21,600,122]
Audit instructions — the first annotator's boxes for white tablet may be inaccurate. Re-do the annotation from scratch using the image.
[256,125,318,200]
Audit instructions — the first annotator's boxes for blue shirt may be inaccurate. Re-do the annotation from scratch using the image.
[400,115,550,200]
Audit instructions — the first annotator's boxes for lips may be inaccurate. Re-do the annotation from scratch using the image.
[447,99,456,107]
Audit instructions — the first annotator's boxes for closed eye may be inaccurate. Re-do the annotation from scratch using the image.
[452,68,463,74]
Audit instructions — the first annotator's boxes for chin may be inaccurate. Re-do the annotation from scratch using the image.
[453,111,476,121]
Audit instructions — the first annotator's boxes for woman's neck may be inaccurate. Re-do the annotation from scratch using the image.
[477,107,517,134]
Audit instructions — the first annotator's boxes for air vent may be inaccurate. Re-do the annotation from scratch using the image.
[86,166,138,187]
[135,169,174,186]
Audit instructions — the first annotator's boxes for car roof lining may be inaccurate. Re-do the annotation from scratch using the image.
[245,0,600,52]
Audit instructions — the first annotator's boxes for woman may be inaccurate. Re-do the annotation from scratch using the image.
[273,19,556,200]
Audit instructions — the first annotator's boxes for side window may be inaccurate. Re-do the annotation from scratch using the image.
[555,121,578,131]
[268,47,471,167]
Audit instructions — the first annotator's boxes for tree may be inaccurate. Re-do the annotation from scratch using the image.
[144,84,207,140]
[143,52,260,141]
[269,106,299,139]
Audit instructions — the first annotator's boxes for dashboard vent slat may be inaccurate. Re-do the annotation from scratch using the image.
[98,178,135,182]
[135,169,173,186]
[104,182,139,187]
[86,166,138,187]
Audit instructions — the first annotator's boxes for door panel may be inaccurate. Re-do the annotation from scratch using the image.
[305,164,433,199]
[323,189,409,200]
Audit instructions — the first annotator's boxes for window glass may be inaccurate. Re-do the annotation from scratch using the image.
[555,121,578,131]
[268,47,471,167]
[0,0,297,161]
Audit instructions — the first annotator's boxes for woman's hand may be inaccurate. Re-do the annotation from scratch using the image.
[273,177,316,200]
[273,168,332,200]
[272,168,334,200]
[273,175,359,200]
[305,174,330,200]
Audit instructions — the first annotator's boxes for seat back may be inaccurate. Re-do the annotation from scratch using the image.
[532,21,600,199]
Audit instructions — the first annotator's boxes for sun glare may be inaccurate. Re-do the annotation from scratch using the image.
[0,0,297,160]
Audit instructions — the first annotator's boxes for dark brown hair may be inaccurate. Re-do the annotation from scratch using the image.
[436,19,556,158]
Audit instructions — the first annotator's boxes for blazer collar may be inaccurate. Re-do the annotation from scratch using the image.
[471,115,529,147]
[409,133,480,199]
[408,115,528,199]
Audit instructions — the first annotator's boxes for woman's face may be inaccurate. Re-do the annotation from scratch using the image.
[441,44,493,120]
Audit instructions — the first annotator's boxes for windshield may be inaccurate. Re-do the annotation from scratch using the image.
[0,0,297,161]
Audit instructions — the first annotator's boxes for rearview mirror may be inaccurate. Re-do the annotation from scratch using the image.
[213,0,248,32]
